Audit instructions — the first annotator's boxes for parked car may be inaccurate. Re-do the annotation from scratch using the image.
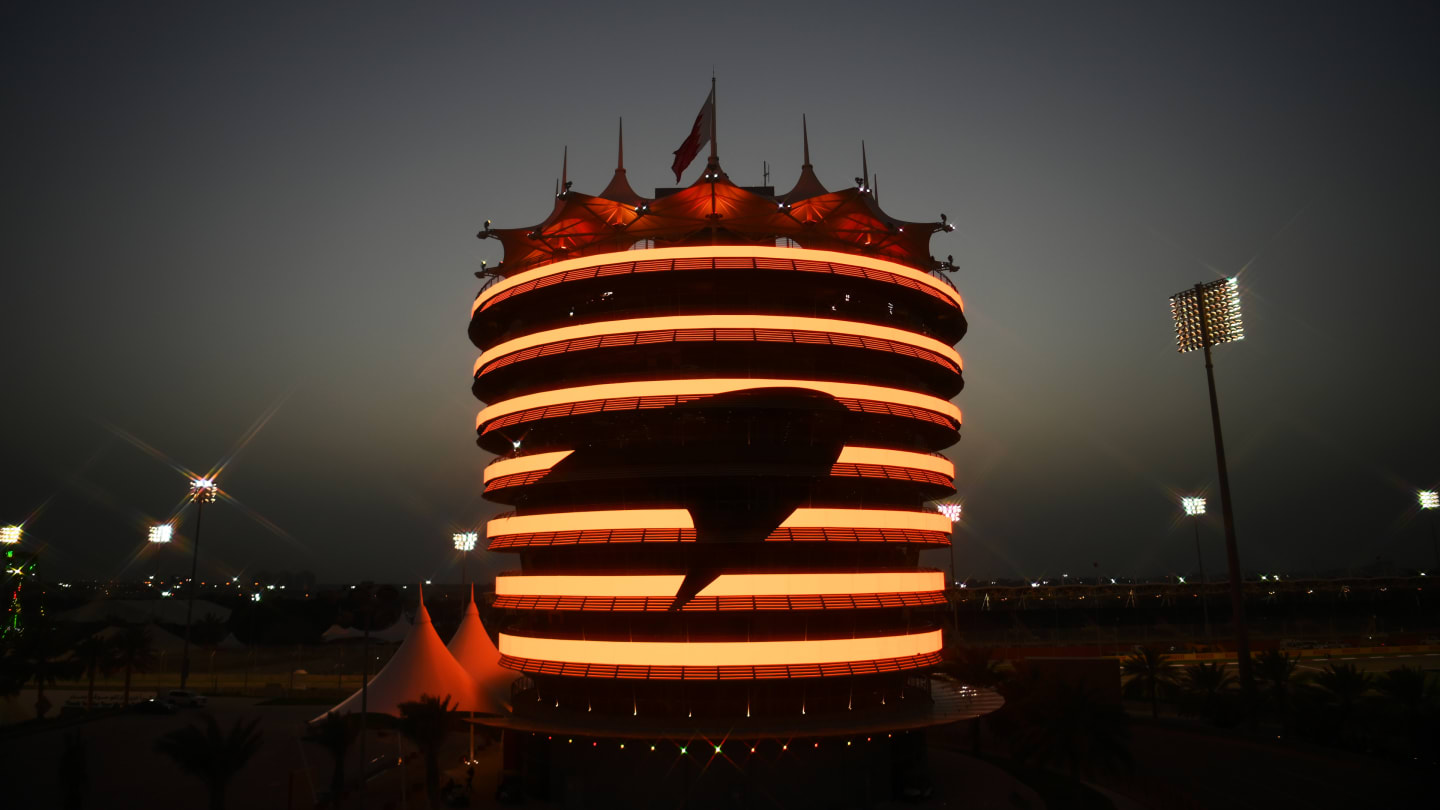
[165,689,208,708]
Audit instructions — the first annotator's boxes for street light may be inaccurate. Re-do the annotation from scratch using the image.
[0,526,19,545]
[1170,276,1253,698]
[1181,496,1213,642]
[1421,490,1439,572]
[179,477,219,689]
[453,531,478,585]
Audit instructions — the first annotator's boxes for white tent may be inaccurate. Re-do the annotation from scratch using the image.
[446,585,515,715]
[317,586,478,721]
[320,624,365,643]
[371,614,412,644]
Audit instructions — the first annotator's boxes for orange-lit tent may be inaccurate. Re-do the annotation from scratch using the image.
[447,585,514,715]
[316,586,478,720]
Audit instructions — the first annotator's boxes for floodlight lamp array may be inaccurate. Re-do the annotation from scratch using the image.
[1181,496,1206,516]
[1421,490,1440,510]
[0,525,20,545]
[148,524,174,543]
[1170,277,1244,353]
[189,478,219,503]
[453,531,479,551]
[935,503,962,523]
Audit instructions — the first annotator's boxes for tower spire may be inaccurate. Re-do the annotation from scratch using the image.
[802,114,811,167]
[708,74,718,164]
[861,141,869,192]
[617,118,624,170]
[561,145,568,193]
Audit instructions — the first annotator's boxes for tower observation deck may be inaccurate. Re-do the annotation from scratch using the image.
[469,123,990,770]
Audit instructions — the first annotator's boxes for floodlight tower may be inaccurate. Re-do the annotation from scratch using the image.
[1420,490,1439,572]
[453,531,478,585]
[1170,277,1252,695]
[1180,496,1213,641]
[0,526,19,546]
[179,477,218,688]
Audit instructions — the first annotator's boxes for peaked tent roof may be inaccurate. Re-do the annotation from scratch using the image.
[317,586,478,721]
[447,585,513,715]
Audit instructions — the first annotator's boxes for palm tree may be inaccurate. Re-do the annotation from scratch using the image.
[397,693,457,810]
[112,625,155,706]
[154,715,264,810]
[72,634,117,711]
[1254,649,1306,729]
[306,711,359,807]
[1121,646,1176,719]
[1314,662,1372,737]
[1009,678,1132,791]
[1181,661,1234,721]
[1375,665,1436,746]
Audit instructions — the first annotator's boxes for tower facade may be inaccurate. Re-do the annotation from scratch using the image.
[470,134,988,800]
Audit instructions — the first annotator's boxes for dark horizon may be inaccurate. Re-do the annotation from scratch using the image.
[3,1,1438,585]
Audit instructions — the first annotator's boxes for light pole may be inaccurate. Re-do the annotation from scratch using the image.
[453,532,478,586]
[1181,496,1213,643]
[1170,277,1253,698]
[179,477,217,689]
[935,503,962,633]
[1420,490,1439,573]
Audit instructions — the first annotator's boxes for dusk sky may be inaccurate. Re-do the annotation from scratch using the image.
[3,2,1437,585]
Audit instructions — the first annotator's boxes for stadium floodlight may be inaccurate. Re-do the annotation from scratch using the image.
[1181,495,1212,641]
[0,525,20,545]
[1170,277,1243,353]
[189,477,218,503]
[454,531,478,585]
[1422,491,1440,573]
[935,503,962,523]
[1168,276,1252,697]
[148,524,174,544]
[179,476,219,690]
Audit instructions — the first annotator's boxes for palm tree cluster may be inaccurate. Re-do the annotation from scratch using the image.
[154,715,264,810]
[1124,645,1439,756]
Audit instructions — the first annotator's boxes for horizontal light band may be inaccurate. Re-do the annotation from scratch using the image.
[835,446,954,477]
[482,450,574,485]
[494,571,945,598]
[486,508,950,539]
[483,445,952,487]
[474,314,962,375]
[488,509,693,537]
[498,629,943,668]
[475,378,962,432]
[472,246,964,317]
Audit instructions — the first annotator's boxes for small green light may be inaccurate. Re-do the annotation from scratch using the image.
[714,745,722,753]
[679,746,687,755]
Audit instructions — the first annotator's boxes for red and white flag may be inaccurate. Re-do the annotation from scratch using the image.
[670,89,714,182]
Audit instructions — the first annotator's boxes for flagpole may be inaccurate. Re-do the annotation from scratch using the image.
[709,75,717,163]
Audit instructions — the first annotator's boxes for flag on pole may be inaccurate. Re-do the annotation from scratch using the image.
[670,89,714,182]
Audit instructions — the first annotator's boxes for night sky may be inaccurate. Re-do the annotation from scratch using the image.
[3,2,1437,585]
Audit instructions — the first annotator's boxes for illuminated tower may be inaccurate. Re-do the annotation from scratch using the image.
[470,124,994,804]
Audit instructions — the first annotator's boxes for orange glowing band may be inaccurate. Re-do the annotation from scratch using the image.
[495,571,945,598]
[834,447,954,478]
[497,629,943,668]
[486,507,949,540]
[483,445,950,486]
[482,451,574,485]
[487,509,692,538]
[473,315,961,375]
[471,246,964,317]
[475,379,962,433]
